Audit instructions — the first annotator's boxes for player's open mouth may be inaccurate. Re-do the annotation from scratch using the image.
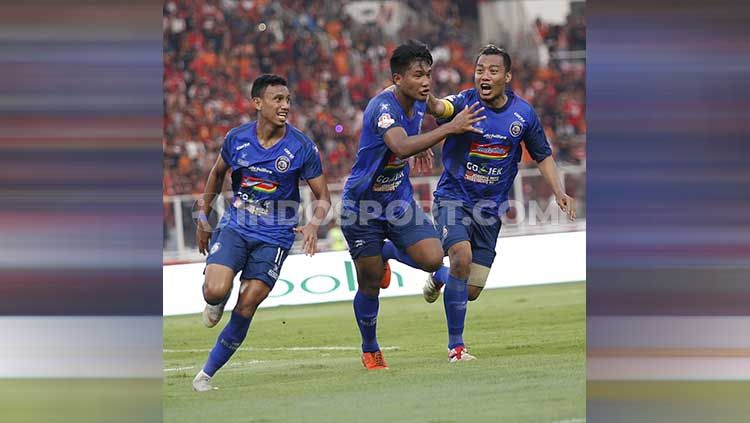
[277,112,288,120]
[479,83,492,95]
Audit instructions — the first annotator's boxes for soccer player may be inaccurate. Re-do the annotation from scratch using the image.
[341,40,485,370]
[191,74,331,391]
[423,45,577,362]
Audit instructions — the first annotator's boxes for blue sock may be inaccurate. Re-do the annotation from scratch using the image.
[353,290,380,353]
[381,240,420,269]
[203,311,252,376]
[432,266,450,286]
[443,273,468,349]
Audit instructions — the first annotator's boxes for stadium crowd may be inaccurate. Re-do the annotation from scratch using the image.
[163,0,586,197]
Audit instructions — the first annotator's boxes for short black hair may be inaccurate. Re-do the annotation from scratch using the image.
[475,44,512,72]
[390,39,433,76]
[251,74,287,98]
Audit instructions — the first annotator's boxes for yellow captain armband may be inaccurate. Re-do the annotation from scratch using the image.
[438,98,455,119]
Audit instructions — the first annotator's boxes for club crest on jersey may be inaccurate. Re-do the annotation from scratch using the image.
[509,121,523,137]
[377,113,395,129]
[275,155,290,172]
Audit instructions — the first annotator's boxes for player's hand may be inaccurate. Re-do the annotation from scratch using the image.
[556,193,577,221]
[411,148,433,175]
[196,219,213,255]
[447,102,485,135]
[293,223,318,256]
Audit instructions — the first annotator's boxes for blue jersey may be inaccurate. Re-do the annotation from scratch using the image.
[218,121,323,249]
[342,90,426,219]
[434,88,551,215]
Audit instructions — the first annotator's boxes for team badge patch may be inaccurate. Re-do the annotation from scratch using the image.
[210,242,221,255]
[377,113,395,129]
[275,155,290,172]
[509,121,523,137]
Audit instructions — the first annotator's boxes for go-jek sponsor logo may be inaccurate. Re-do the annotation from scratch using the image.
[466,161,502,176]
[464,141,507,184]
[373,152,406,192]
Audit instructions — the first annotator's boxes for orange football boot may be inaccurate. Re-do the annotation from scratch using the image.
[379,262,392,289]
[361,350,389,370]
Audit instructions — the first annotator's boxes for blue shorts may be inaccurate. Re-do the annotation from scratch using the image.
[341,202,440,260]
[432,199,502,268]
[205,226,288,288]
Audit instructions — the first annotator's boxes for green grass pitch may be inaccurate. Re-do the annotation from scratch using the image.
[164,281,585,423]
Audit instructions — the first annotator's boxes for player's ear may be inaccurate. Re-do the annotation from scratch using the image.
[253,96,262,111]
[505,72,512,84]
[392,73,402,87]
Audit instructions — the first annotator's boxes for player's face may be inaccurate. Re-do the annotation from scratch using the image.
[395,60,432,102]
[255,84,291,127]
[474,54,511,103]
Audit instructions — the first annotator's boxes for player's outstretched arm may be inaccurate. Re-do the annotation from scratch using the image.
[536,156,576,221]
[384,102,486,159]
[294,175,331,256]
[196,155,230,255]
[425,94,453,119]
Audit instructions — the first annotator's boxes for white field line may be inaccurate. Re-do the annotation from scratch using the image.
[164,366,195,372]
[164,360,266,372]
[164,345,400,353]
[552,419,585,423]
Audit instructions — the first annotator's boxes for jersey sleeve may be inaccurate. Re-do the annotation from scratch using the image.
[301,141,323,180]
[523,108,552,162]
[437,90,471,124]
[220,130,233,165]
[373,100,403,138]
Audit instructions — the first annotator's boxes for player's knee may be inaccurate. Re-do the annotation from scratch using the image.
[409,240,444,272]
[357,267,384,289]
[451,260,471,280]
[356,271,381,297]
[422,254,444,273]
[449,250,472,279]
[203,283,228,305]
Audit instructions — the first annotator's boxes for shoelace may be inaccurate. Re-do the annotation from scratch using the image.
[374,352,386,367]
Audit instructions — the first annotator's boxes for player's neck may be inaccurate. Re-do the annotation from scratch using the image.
[256,119,286,148]
[393,88,416,117]
[485,92,508,110]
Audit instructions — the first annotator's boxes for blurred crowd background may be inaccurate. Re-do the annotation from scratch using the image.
[162,0,586,257]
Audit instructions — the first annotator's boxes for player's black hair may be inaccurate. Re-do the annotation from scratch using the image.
[251,74,287,98]
[475,44,512,72]
[390,39,433,76]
